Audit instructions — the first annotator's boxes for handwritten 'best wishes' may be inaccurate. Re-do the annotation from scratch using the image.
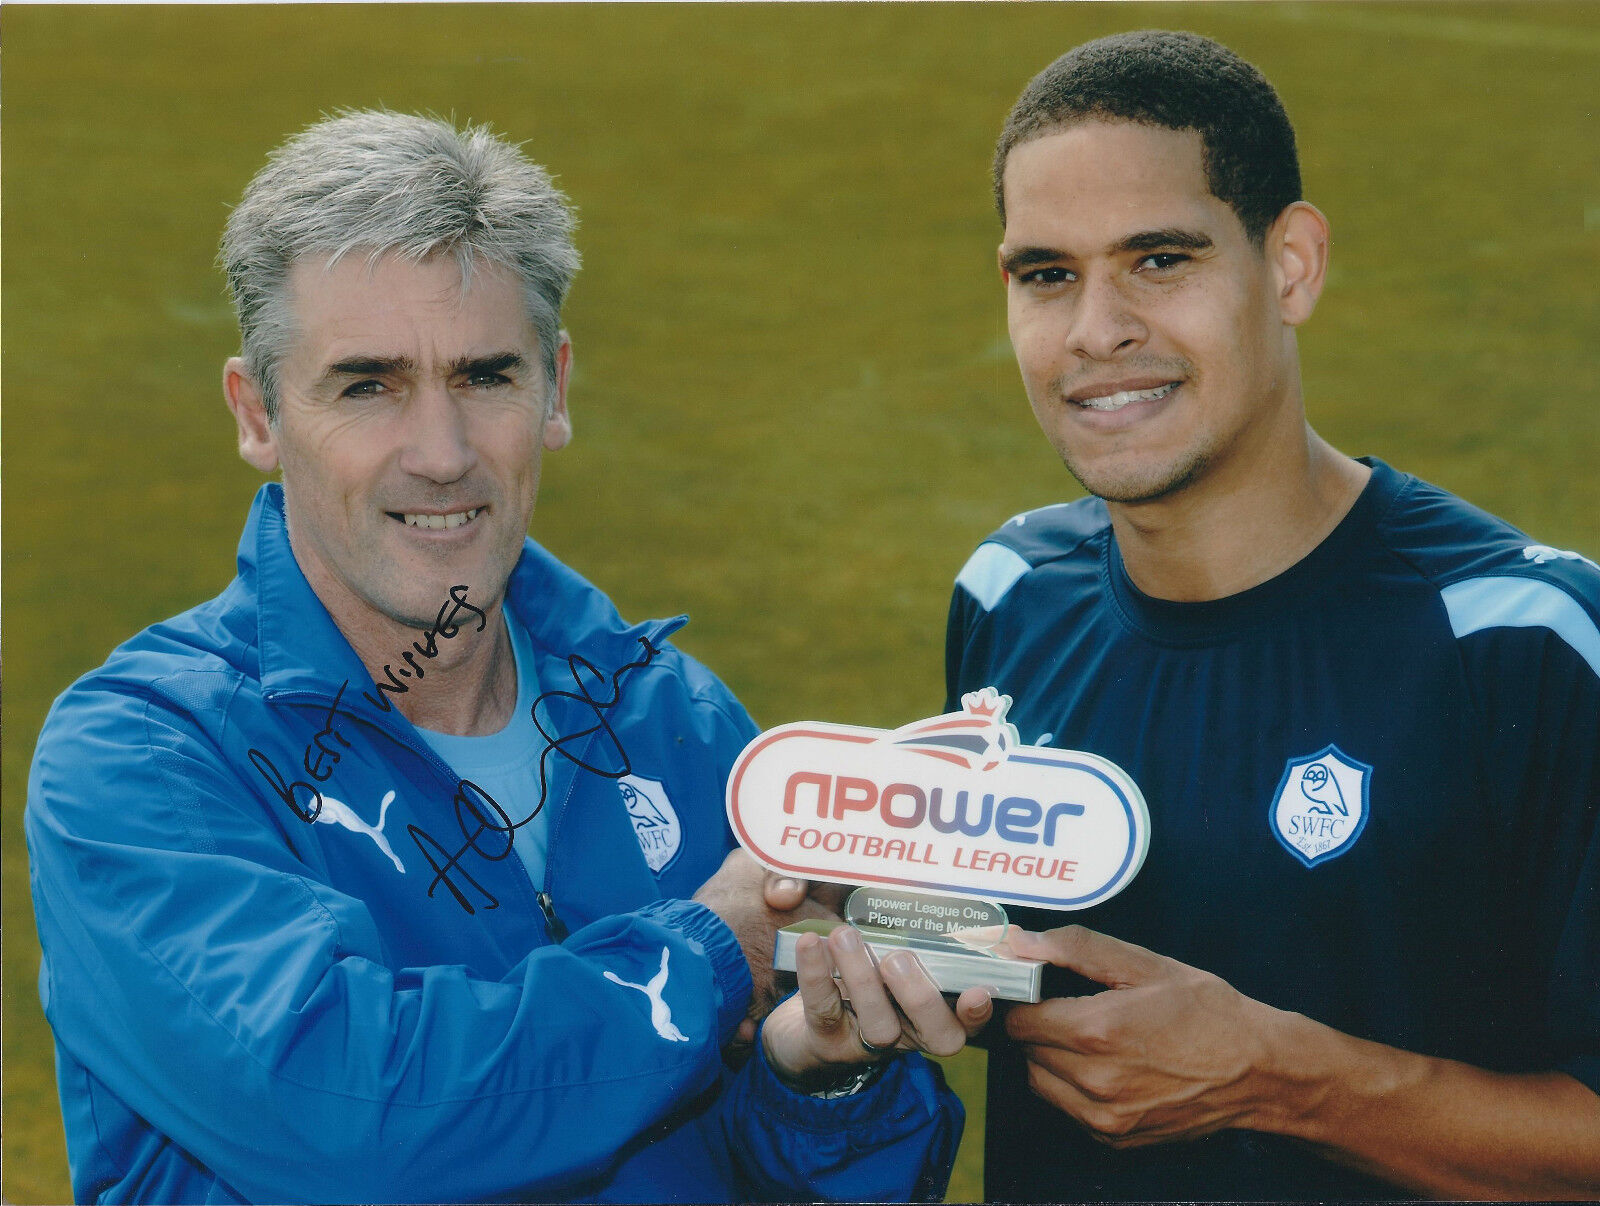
[247,585,659,915]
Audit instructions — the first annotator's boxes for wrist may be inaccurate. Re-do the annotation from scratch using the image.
[1246,1004,1423,1143]
[766,1050,889,1098]
[1239,1003,1325,1136]
[760,1019,889,1097]
[804,1061,889,1098]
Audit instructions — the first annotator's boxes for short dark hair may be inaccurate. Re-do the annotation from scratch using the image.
[993,30,1301,245]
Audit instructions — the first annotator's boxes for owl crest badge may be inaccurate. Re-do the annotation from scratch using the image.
[1269,745,1372,868]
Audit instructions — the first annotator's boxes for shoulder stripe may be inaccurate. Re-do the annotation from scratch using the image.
[956,542,1032,612]
[1441,576,1600,678]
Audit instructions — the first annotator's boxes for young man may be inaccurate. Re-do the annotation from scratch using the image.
[27,111,989,1204]
[947,31,1600,1199]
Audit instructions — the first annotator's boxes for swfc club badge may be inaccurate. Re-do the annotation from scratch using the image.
[726,689,1150,910]
[1269,745,1371,868]
[619,774,683,873]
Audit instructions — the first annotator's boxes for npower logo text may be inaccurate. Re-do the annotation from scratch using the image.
[727,689,1150,911]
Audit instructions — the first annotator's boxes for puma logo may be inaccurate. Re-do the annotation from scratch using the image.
[1523,544,1599,571]
[604,948,690,1042]
[317,790,404,873]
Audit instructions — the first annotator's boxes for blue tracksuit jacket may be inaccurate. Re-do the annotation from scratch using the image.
[26,484,962,1204]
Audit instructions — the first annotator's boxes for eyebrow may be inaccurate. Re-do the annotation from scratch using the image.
[321,355,416,384]
[447,351,528,378]
[1001,227,1215,275]
[318,351,528,385]
[1112,228,1215,255]
[1000,246,1067,275]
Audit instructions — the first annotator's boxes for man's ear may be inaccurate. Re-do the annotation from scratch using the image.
[224,358,281,473]
[1269,202,1331,328]
[543,333,573,452]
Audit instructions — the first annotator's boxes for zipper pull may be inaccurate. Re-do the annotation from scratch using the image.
[536,891,570,943]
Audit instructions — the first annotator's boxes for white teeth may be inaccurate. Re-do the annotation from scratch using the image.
[1078,382,1178,411]
[400,507,482,530]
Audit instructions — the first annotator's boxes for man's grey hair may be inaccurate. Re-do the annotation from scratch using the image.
[220,110,580,420]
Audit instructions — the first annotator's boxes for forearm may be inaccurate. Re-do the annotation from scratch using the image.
[38,843,743,1203]
[1254,1007,1600,1199]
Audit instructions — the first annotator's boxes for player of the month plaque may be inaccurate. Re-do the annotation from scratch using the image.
[726,688,1150,1002]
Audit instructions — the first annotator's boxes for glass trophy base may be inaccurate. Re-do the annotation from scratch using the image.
[773,917,1044,1002]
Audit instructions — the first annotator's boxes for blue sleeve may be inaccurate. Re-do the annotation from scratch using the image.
[1456,564,1600,1095]
[686,658,762,764]
[945,573,988,713]
[718,1026,964,1202]
[25,681,752,1204]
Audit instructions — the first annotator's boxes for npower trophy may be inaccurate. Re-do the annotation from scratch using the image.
[726,688,1150,1002]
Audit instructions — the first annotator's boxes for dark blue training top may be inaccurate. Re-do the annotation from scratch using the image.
[945,458,1600,1201]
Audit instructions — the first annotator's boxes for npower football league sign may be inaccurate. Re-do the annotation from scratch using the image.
[727,689,1149,911]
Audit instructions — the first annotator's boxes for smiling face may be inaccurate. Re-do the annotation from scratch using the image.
[226,252,570,641]
[1000,121,1312,507]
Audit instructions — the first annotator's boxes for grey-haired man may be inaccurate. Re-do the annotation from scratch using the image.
[26,111,987,1204]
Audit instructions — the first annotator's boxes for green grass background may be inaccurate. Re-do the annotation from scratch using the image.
[4,4,1597,1201]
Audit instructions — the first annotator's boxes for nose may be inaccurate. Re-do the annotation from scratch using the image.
[396,382,477,484]
[1066,274,1147,361]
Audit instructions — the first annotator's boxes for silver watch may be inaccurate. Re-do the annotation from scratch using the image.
[807,1060,889,1099]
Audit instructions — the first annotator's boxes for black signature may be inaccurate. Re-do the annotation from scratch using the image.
[246,585,661,917]
[363,585,488,713]
[406,636,663,914]
[247,586,487,825]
